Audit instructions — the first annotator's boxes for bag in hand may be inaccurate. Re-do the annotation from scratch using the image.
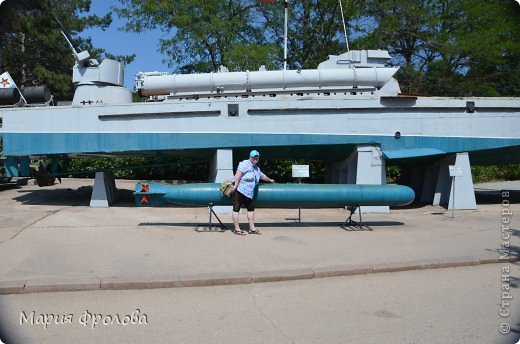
[220,180,234,197]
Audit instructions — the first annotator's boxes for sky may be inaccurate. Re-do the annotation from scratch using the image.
[81,0,169,90]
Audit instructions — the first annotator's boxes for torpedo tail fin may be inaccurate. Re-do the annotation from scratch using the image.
[134,183,167,206]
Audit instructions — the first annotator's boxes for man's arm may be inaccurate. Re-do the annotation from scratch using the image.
[233,170,243,191]
[261,174,275,183]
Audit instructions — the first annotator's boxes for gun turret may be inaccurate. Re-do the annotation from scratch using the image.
[52,10,131,105]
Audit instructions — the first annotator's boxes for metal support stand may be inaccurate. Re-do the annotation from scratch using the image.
[340,206,372,231]
[286,206,303,224]
[196,203,226,232]
[450,175,456,218]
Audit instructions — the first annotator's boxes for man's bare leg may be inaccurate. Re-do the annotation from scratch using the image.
[247,211,261,234]
[232,211,244,234]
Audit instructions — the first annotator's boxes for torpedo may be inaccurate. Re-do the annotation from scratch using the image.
[134,182,415,208]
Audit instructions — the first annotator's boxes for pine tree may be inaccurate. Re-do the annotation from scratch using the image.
[0,0,132,101]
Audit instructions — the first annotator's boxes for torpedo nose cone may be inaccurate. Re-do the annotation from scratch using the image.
[397,185,416,206]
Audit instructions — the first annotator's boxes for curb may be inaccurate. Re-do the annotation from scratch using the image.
[1,256,517,295]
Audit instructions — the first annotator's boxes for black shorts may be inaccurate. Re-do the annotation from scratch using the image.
[233,191,255,212]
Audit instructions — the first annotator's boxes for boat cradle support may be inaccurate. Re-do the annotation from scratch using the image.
[327,145,389,214]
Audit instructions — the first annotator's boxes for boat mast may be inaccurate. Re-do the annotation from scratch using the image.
[338,0,350,54]
[283,0,289,70]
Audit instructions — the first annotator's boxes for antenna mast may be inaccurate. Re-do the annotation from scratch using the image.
[283,0,289,70]
[338,0,350,53]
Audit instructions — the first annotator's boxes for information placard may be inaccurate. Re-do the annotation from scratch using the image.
[449,165,463,177]
[292,165,309,178]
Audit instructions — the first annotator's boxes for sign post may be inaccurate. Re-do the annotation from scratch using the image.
[292,165,309,223]
[448,165,463,218]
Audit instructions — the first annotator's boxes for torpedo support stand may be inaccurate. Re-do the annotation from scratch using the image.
[340,206,372,231]
[196,203,226,232]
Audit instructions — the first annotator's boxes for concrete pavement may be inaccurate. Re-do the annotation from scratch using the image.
[0,178,518,294]
[0,264,518,344]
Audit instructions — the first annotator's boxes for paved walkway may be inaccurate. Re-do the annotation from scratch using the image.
[0,179,518,294]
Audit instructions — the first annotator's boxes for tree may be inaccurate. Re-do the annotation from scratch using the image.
[259,0,364,69]
[115,0,360,72]
[357,0,520,96]
[115,0,279,72]
[0,0,133,101]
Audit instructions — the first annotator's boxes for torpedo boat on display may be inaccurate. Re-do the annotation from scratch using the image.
[2,47,519,167]
[1,22,519,210]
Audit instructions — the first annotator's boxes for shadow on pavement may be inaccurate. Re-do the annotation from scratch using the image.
[391,202,432,210]
[392,189,520,210]
[138,221,405,228]
[13,187,92,206]
[0,183,21,192]
[11,187,136,206]
[396,189,520,209]
[475,189,520,204]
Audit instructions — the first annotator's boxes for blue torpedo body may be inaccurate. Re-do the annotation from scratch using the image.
[134,182,415,208]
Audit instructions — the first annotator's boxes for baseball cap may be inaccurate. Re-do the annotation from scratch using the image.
[249,150,260,157]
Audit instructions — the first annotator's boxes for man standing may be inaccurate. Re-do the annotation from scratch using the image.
[232,150,275,235]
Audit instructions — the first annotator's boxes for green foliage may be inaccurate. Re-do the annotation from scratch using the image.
[131,91,143,102]
[115,0,519,95]
[62,157,330,183]
[386,166,402,184]
[358,0,520,96]
[258,0,361,69]
[0,0,133,101]
[115,0,360,71]
[105,52,136,66]
[115,0,280,72]
[471,165,520,184]
[66,157,209,180]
